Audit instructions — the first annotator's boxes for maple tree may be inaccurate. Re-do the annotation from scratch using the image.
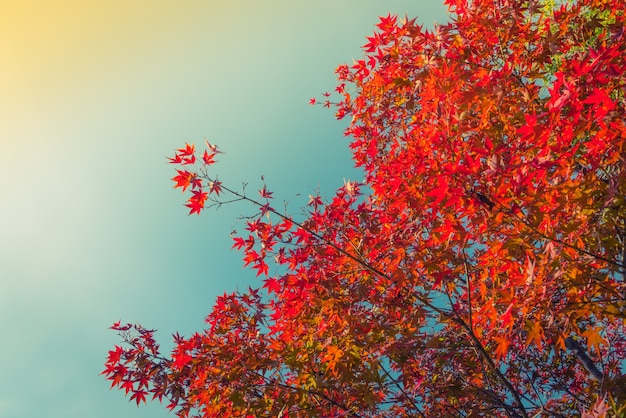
[103,0,626,416]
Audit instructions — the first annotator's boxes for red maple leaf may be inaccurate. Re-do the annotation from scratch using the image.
[202,150,216,166]
[171,170,194,192]
[258,185,273,199]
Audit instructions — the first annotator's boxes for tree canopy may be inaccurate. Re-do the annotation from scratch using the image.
[103,0,626,416]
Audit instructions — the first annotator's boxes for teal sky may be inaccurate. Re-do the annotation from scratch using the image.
[0,2,448,416]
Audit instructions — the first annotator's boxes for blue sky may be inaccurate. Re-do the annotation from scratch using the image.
[0,1,448,416]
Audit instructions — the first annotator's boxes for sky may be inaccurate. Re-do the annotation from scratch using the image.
[0,1,448,417]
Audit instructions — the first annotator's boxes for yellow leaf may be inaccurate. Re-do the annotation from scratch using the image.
[583,326,606,353]
[323,345,343,372]
[493,336,510,361]
[524,319,544,349]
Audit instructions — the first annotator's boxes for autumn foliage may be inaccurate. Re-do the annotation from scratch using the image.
[103,0,626,416]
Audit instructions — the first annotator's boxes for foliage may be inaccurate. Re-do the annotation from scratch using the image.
[103,0,626,416]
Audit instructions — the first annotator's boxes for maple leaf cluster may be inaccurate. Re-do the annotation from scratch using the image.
[168,141,222,215]
[104,1,626,417]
